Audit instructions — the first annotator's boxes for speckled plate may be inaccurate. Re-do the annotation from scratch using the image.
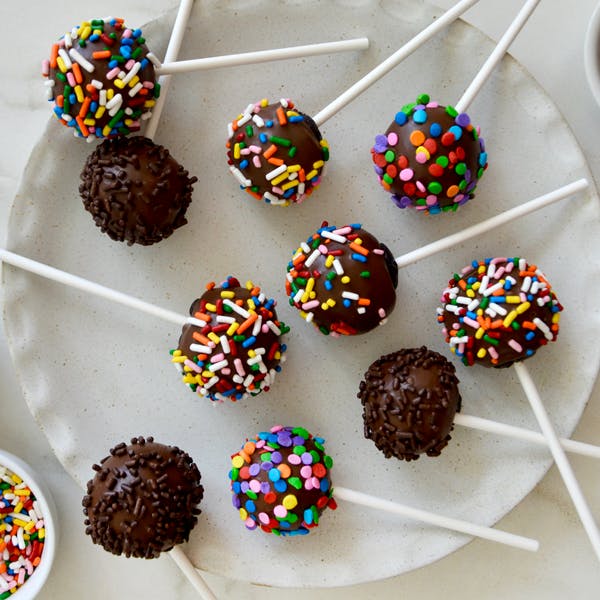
[3,0,600,588]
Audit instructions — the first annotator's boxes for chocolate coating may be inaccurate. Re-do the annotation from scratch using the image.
[172,276,289,402]
[79,136,197,245]
[286,222,398,335]
[359,347,462,461]
[82,436,203,558]
[45,18,157,139]
[226,99,329,206]
[229,426,336,536]
[371,94,487,214]
[438,257,563,368]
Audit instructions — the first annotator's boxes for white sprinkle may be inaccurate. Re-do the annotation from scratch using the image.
[68,48,94,72]
[229,166,251,187]
[320,230,347,243]
[304,249,322,268]
[209,360,228,372]
[252,114,265,127]
[128,82,143,97]
[203,376,219,390]
[265,164,287,181]
[216,315,236,324]
[58,48,73,69]
[223,298,251,318]
[190,344,213,354]
[267,321,282,336]
[147,52,162,68]
[342,291,359,300]
[220,335,231,354]
[333,258,344,275]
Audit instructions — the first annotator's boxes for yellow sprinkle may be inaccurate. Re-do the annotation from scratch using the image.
[313,160,324,169]
[475,328,485,339]
[83,118,96,126]
[503,310,518,328]
[207,332,220,345]
[106,88,114,101]
[320,302,329,311]
[477,348,487,359]
[301,278,315,304]
[320,139,329,149]
[38,528,45,540]
[282,494,298,510]
[74,85,84,103]
[56,56,68,74]
[220,291,235,299]
[14,501,23,513]
[128,75,140,88]
[281,180,299,191]
[245,281,255,290]
[516,301,531,314]
[247,350,256,358]
[260,99,268,107]
[415,145,430,160]
[552,313,561,324]
[113,78,125,89]
[13,519,28,528]
[478,265,486,274]
[341,276,350,284]
[79,25,92,40]
[466,289,475,298]
[172,349,182,357]
[472,282,481,291]
[274,351,281,360]
[271,172,290,186]
[325,255,334,268]
[227,322,239,336]
[11,474,22,485]
[144,99,156,108]
[94,106,106,119]
[239,508,248,520]
[287,164,301,173]
[233,143,241,160]
[247,299,256,311]
[506,295,521,304]
[232,455,245,469]
[202,370,213,379]
[25,521,35,533]
[326,298,336,307]
[205,303,217,312]
[305,169,318,180]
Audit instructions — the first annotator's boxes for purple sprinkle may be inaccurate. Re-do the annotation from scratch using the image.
[414,104,426,110]
[232,496,241,508]
[261,461,273,471]
[260,481,271,494]
[456,112,471,127]
[292,436,306,446]
[271,451,282,464]
[392,194,412,209]
[374,134,388,151]
[373,165,384,176]
[240,481,250,493]
[249,463,260,476]
[277,434,292,447]
[301,452,313,465]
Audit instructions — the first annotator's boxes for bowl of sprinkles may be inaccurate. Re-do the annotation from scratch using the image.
[0,449,57,599]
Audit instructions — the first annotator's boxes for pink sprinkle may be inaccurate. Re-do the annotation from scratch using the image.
[378,308,386,318]
[426,195,438,206]
[387,132,398,145]
[240,148,251,155]
[311,477,320,489]
[399,168,413,182]
[304,479,314,491]
[453,194,465,203]
[508,340,523,353]
[258,512,270,525]
[244,517,257,529]
[506,261,515,272]
[491,257,507,265]
[273,505,287,518]
[416,180,426,193]
[210,353,225,363]
[221,368,231,376]
[488,346,499,359]
[123,29,133,38]
[250,479,261,493]
[373,248,384,255]
[234,358,245,376]
[125,59,136,70]
[288,454,301,465]
[302,300,319,311]
[66,72,76,86]
[253,156,262,168]
[300,465,312,478]
[272,186,284,195]
[42,59,50,76]
[183,359,202,374]
[256,439,266,448]
[271,425,283,432]
[415,151,428,164]
[106,66,121,80]
[142,81,154,89]
[318,244,328,254]
[426,101,439,108]
[248,145,262,153]
[332,226,352,235]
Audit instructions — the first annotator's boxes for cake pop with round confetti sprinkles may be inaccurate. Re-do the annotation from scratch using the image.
[437,257,562,368]
[285,222,398,335]
[371,94,487,214]
[226,98,329,206]
[229,425,336,536]
[171,276,289,402]
[42,18,159,139]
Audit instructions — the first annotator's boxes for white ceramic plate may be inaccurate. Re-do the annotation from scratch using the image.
[3,0,600,588]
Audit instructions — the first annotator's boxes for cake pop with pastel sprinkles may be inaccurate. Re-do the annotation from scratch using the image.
[42,17,159,139]
[285,222,398,335]
[437,257,563,368]
[226,98,329,206]
[358,346,462,461]
[82,436,204,558]
[171,276,290,402]
[79,135,197,245]
[371,94,488,214]
[229,426,336,536]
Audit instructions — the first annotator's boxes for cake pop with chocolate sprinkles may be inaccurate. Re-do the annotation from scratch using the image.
[226,98,329,206]
[229,425,336,536]
[371,94,487,214]
[79,135,197,246]
[171,276,290,402]
[42,18,160,139]
[82,436,204,558]
[285,222,398,335]
[437,257,563,368]
[358,346,462,461]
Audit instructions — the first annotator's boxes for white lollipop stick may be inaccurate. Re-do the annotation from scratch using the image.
[514,362,600,561]
[169,546,217,600]
[145,0,196,140]
[454,413,600,460]
[312,0,480,127]
[394,179,588,267]
[156,38,369,75]
[455,0,541,113]
[334,486,538,551]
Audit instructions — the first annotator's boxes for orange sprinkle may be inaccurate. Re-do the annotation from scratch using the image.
[245,189,262,200]
[267,157,284,166]
[72,63,83,84]
[276,107,287,125]
[522,321,536,330]
[50,44,59,69]
[409,130,426,146]
[358,298,371,306]
[192,331,211,345]
[0,563,6,574]
[458,279,467,290]
[349,242,369,256]
[249,286,261,296]
[447,185,459,198]
[205,281,216,291]
[78,97,91,118]
[237,313,258,334]
[56,95,64,109]
[490,319,504,329]
[277,463,291,478]
[292,253,306,267]
[76,116,89,137]
[263,144,278,159]
[193,312,211,323]
[92,50,111,59]
[243,441,256,455]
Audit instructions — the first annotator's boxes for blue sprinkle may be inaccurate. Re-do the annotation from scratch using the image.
[274,480,287,493]
[108,59,119,69]
[242,336,257,348]
[89,33,100,42]
[289,115,304,123]
[140,58,149,69]
[343,299,351,308]
[449,125,463,140]
[479,152,488,166]
[504,280,513,290]
[245,500,256,513]
[69,93,77,104]
[395,111,408,126]
[526,349,535,356]
[324,280,333,291]
[320,479,330,492]
[239,159,249,169]
[259,133,268,143]
[413,109,427,124]
[490,296,506,303]
[466,311,478,320]
[430,122,442,137]
[304,508,314,524]
[269,468,281,482]
[232,481,241,494]
[467,276,478,284]
[351,253,367,263]
[525,332,535,341]
[265,120,274,128]
[53,106,64,118]
[121,38,134,46]
[133,28,143,38]
[350,223,362,229]
[429,206,441,215]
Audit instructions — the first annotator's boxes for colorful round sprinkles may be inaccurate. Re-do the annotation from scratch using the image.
[371,94,487,214]
[226,98,329,206]
[0,465,46,597]
[171,277,290,402]
[285,222,398,335]
[437,257,563,368]
[42,18,159,139]
[229,426,336,536]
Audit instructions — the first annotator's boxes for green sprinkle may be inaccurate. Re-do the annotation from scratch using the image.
[288,146,297,158]
[384,150,395,163]
[445,105,458,117]
[233,335,246,342]
[416,93,430,104]
[455,163,467,176]
[269,135,292,147]
[436,156,449,168]
[428,181,443,194]
[483,335,499,346]
[110,54,126,64]
[246,490,258,500]
[131,47,143,60]
[360,271,371,278]
[245,125,254,137]
[288,477,303,490]
[324,455,333,468]
[383,173,394,185]
[108,109,125,128]
[293,445,307,456]
[321,145,330,161]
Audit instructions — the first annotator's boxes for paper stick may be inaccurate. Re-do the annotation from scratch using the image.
[312,0,480,127]
[455,0,541,113]
[156,38,369,75]
[514,362,600,561]
[169,546,217,600]
[334,486,538,552]
[454,413,600,460]
[394,179,588,268]
[145,0,196,140]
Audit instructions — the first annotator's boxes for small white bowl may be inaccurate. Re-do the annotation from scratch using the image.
[0,449,58,599]
[584,2,600,106]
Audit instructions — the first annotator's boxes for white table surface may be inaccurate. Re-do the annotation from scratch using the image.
[1,0,599,597]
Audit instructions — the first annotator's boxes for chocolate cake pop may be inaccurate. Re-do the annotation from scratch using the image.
[43,18,159,139]
[82,436,203,558]
[285,222,398,335]
[79,135,197,245]
[226,98,329,206]
[229,425,336,536]
[371,94,488,214]
[171,276,289,402]
[437,257,563,368]
[358,347,462,461]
